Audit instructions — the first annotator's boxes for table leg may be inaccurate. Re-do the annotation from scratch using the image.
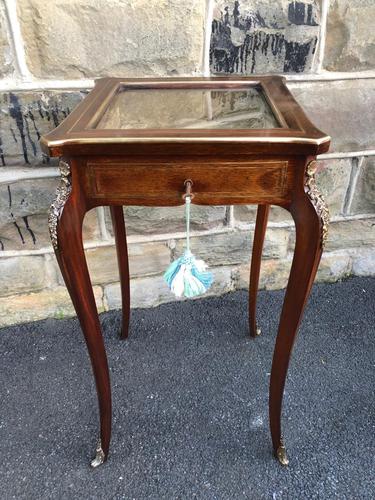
[110,206,130,339]
[48,160,111,468]
[269,161,329,465]
[249,204,269,338]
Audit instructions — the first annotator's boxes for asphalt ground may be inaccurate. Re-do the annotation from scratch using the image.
[0,276,374,499]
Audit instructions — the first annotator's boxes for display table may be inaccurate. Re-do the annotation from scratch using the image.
[41,76,330,467]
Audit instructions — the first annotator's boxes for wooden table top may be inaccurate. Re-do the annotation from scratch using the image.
[41,76,330,158]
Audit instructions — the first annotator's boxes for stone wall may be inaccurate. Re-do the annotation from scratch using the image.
[0,0,374,327]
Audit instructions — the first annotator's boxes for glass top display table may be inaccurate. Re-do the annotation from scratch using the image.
[41,77,330,468]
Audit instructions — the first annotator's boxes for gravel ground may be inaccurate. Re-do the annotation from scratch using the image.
[0,276,374,499]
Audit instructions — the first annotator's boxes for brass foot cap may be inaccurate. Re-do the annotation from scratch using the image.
[256,328,261,336]
[276,444,289,466]
[90,441,106,468]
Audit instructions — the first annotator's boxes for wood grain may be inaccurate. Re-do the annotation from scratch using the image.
[87,160,289,204]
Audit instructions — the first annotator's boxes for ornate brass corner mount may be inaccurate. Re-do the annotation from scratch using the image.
[48,159,72,251]
[305,160,330,248]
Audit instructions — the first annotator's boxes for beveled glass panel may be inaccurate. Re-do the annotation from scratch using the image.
[96,86,280,130]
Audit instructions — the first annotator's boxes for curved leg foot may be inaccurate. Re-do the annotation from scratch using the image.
[276,438,289,466]
[91,439,106,468]
[269,159,329,462]
[249,204,269,338]
[110,205,130,340]
[49,159,112,464]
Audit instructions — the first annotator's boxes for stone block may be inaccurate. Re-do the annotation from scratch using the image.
[235,249,352,291]
[325,219,375,252]
[0,2,14,78]
[0,255,47,295]
[233,205,293,224]
[0,91,84,166]
[104,276,170,310]
[234,258,291,290]
[315,159,351,218]
[17,0,205,79]
[262,227,290,259]
[210,0,320,75]
[0,177,100,251]
[324,0,375,71]
[351,247,375,277]
[0,286,104,328]
[291,79,375,153]
[85,241,171,285]
[105,205,227,236]
[316,251,352,283]
[173,230,248,265]
[104,266,233,310]
[289,218,375,252]
[173,227,289,265]
[350,157,375,215]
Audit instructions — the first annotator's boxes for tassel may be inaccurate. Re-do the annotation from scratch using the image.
[164,183,213,298]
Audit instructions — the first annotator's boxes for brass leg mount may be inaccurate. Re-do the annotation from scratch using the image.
[90,439,106,468]
[276,438,289,466]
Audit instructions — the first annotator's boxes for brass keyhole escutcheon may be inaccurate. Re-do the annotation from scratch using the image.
[183,179,195,200]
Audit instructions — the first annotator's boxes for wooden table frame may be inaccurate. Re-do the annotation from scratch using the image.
[41,77,330,468]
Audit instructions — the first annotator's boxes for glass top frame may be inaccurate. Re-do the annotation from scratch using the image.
[94,84,286,131]
[85,79,291,134]
[40,77,331,157]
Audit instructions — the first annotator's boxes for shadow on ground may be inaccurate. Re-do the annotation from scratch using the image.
[0,276,374,499]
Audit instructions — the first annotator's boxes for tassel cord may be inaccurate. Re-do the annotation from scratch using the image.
[185,195,191,253]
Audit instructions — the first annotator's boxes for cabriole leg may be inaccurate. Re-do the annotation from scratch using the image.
[110,205,130,340]
[49,160,112,467]
[249,204,270,338]
[269,160,329,465]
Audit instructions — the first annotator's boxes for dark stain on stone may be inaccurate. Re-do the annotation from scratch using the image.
[42,153,50,165]
[3,186,28,247]
[7,184,12,208]
[9,93,29,164]
[288,2,318,26]
[1,92,86,166]
[10,127,18,143]
[11,213,25,245]
[24,115,37,157]
[37,101,44,119]
[233,1,240,27]
[51,104,60,128]
[27,109,41,140]
[284,38,317,72]
[210,1,319,74]
[0,137,5,166]
[23,216,36,245]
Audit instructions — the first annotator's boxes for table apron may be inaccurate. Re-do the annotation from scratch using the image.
[84,160,293,206]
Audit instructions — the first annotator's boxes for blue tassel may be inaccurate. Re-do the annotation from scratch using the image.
[164,250,213,298]
[164,190,213,298]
